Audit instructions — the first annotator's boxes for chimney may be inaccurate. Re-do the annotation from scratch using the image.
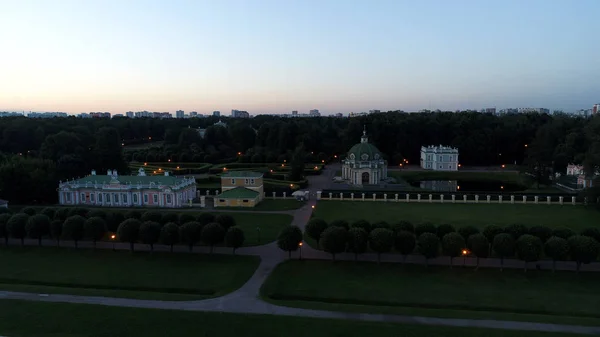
[164,171,169,176]
[91,170,96,176]
[113,170,118,177]
[107,169,112,176]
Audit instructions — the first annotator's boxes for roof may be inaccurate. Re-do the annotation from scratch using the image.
[218,187,259,199]
[70,175,187,186]
[221,171,263,178]
[346,129,383,161]
[0,199,8,205]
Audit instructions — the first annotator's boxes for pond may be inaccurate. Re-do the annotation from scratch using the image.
[411,180,526,192]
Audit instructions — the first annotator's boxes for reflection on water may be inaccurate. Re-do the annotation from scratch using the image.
[412,180,525,192]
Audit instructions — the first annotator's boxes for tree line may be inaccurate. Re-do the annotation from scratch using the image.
[277,219,600,272]
[0,208,245,254]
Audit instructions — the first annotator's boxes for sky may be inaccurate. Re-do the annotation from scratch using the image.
[1,0,599,115]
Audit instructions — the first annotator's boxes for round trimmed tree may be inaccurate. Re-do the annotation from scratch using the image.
[215,214,236,231]
[371,221,391,231]
[7,213,29,246]
[26,214,50,246]
[437,224,456,240]
[329,220,349,230]
[139,221,162,251]
[161,213,179,225]
[369,228,394,264]
[140,211,162,223]
[305,218,328,248]
[442,232,465,268]
[179,213,195,225]
[504,224,528,240]
[394,230,416,264]
[124,210,142,220]
[483,225,504,254]
[458,225,479,241]
[580,227,600,242]
[84,216,106,248]
[117,218,141,251]
[351,219,371,233]
[544,236,569,272]
[21,207,37,216]
[552,227,575,240]
[516,234,543,272]
[62,215,86,248]
[492,233,515,271]
[201,222,225,253]
[568,235,600,273]
[418,233,440,267]
[467,233,489,270]
[276,225,303,258]
[415,222,437,237]
[528,225,552,243]
[160,222,180,252]
[347,227,368,261]
[197,213,215,226]
[394,220,414,234]
[224,226,245,254]
[40,207,56,220]
[320,226,348,261]
[180,221,202,252]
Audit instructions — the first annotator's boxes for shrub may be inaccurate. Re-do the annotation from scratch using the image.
[276,226,303,258]
[329,220,349,230]
[568,235,600,272]
[418,233,440,266]
[467,233,489,269]
[117,218,142,251]
[125,210,142,220]
[350,220,371,233]
[141,211,162,223]
[516,234,543,272]
[179,213,195,225]
[371,221,390,230]
[224,226,245,254]
[415,222,436,237]
[54,208,70,221]
[441,232,465,268]
[88,209,107,219]
[215,214,236,230]
[26,214,50,246]
[305,218,328,248]
[347,227,368,261]
[0,213,10,245]
[552,227,575,240]
[504,224,528,239]
[197,213,215,226]
[201,222,226,253]
[180,221,202,251]
[528,225,552,243]
[369,228,394,264]
[394,230,416,263]
[7,213,30,246]
[544,236,569,272]
[436,224,455,239]
[394,220,414,233]
[21,207,37,216]
[139,221,162,251]
[160,222,180,252]
[482,225,504,242]
[62,215,86,248]
[84,217,107,248]
[320,226,348,261]
[40,207,56,219]
[68,207,88,218]
[161,213,179,224]
[580,227,600,242]
[492,233,515,271]
[458,225,479,241]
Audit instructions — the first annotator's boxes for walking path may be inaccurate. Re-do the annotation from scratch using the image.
[2,164,600,335]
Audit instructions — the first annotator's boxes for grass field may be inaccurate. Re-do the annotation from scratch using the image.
[313,201,600,231]
[218,199,305,212]
[0,247,259,300]
[261,260,600,326]
[0,300,584,337]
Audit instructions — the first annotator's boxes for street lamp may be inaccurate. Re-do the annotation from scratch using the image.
[110,234,116,251]
[256,227,261,244]
[462,249,469,266]
[299,242,303,260]
[311,205,315,209]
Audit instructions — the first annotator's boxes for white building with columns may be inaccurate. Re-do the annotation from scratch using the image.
[341,129,387,186]
[420,145,459,171]
[58,168,196,208]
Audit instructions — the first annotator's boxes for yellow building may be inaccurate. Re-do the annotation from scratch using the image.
[215,171,264,207]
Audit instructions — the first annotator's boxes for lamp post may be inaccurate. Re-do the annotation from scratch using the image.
[111,234,116,251]
[299,242,303,260]
[256,227,261,244]
[462,249,469,266]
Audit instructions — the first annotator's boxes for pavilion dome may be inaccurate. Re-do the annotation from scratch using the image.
[347,130,382,161]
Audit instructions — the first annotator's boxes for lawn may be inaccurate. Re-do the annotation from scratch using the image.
[214,212,292,246]
[0,247,259,300]
[261,260,600,327]
[313,201,600,231]
[0,300,584,337]
[219,199,305,212]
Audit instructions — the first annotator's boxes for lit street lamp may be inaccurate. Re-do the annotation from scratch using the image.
[299,242,303,260]
[110,234,116,251]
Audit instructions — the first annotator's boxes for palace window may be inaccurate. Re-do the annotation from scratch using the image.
[133,194,138,204]
[153,194,158,203]
[250,179,255,184]
[81,193,85,202]
[219,199,226,203]
[166,194,172,204]
[144,194,148,203]
[231,179,235,184]
[66,193,71,202]
[243,199,249,203]
[90,193,95,202]
[114,193,119,203]
[245,179,249,185]
[122,194,128,203]
[98,193,103,202]
[105,193,110,202]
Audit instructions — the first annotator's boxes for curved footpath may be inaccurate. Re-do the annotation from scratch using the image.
[2,166,600,335]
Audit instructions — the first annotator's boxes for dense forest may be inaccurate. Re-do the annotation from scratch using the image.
[0,111,598,204]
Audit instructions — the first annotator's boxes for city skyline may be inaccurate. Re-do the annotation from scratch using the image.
[1,0,599,114]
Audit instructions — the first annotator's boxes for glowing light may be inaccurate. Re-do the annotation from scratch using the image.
[457,186,460,190]
[458,164,461,167]
[144,162,147,166]
[281,164,284,167]
[334,155,337,158]
[524,144,528,148]
[502,164,506,168]
[314,166,318,170]
[168,159,171,162]
[110,235,116,240]
[321,160,325,163]
[121,143,124,146]
[223,167,227,171]
[399,164,403,167]
[158,168,162,171]
[501,186,504,189]
[299,242,303,247]
[237,152,241,155]
[269,169,273,173]
[311,205,315,209]
[148,136,152,140]
[462,249,468,255]
[290,184,293,187]
[284,160,287,163]
[176,166,180,169]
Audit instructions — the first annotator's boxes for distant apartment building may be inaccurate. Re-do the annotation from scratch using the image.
[0,111,24,117]
[132,111,172,118]
[593,104,599,115]
[190,111,197,117]
[126,111,134,118]
[176,110,185,118]
[484,108,496,114]
[420,145,459,171]
[231,109,250,118]
[517,108,550,114]
[309,109,320,116]
[88,112,111,118]
[213,111,220,117]
[28,112,69,118]
[369,109,381,114]
[112,114,124,118]
[292,110,298,116]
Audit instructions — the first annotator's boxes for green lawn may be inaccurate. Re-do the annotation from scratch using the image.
[215,212,292,246]
[0,247,259,300]
[261,260,600,327]
[0,300,584,337]
[313,201,600,231]
[219,199,305,212]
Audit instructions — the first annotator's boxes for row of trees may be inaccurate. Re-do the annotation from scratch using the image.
[276,220,600,272]
[0,211,245,253]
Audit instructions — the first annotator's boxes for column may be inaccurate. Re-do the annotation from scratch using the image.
[206,190,210,196]
[451,194,455,203]
[317,191,322,200]
[351,193,354,200]
[362,193,365,201]
[406,194,410,202]
[340,193,344,200]
[499,195,503,204]
[440,195,444,203]
[475,195,479,203]
[429,194,433,202]
[384,194,387,202]
[463,195,467,203]
[559,196,563,205]
[372,193,376,201]
[547,196,551,205]
[534,196,539,204]
[417,194,421,202]
[200,196,206,208]
[272,191,276,199]
[523,196,527,204]
[395,194,398,202]
[572,196,576,205]
[329,193,333,200]
[486,195,491,203]
[511,195,515,204]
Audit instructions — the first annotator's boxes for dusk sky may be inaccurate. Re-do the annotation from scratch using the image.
[1,0,599,115]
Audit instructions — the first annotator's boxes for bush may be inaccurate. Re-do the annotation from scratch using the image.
[0,213,10,245]
[141,211,162,223]
[215,214,236,230]
[21,207,37,216]
[7,213,30,245]
[482,225,504,242]
[84,217,107,247]
[580,227,600,242]
[329,220,349,230]
[277,226,303,258]
[320,226,348,261]
[88,209,107,219]
[305,218,328,248]
[366,228,392,263]
[201,222,226,253]
[40,207,56,219]
[67,207,88,218]
[458,225,479,241]
[117,218,142,251]
[180,221,202,251]
[492,233,515,271]
[160,222,180,252]
[441,232,465,267]
[528,225,552,243]
[139,221,162,251]
[467,233,489,269]
[347,227,368,260]
[179,213,195,225]
[224,226,245,254]
[62,215,86,248]
[106,212,125,232]
[436,224,456,239]
[50,220,63,245]
[568,235,600,272]
[394,220,414,233]
[504,224,528,239]
[350,220,371,233]
[544,236,569,272]
[161,213,179,224]
[125,210,142,220]
[418,233,440,266]
[54,208,70,221]
[26,214,50,246]
[394,231,416,263]
[371,221,390,230]
[197,213,215,226]
[552,227,575,240]
[415,222,436,237]
[516,234,543,271]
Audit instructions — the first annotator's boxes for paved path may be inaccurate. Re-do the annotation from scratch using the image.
[3,164,600,335]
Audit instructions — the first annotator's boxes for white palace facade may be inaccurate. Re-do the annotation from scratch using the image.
[420,145,459,171]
